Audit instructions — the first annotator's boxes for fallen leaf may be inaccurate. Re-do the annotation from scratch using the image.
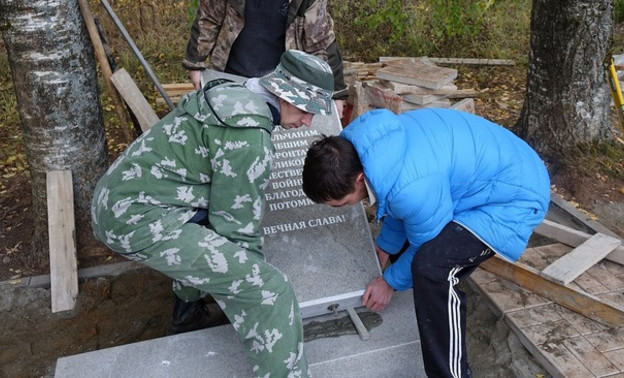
[495,100,509,110]
[5,241,22,255]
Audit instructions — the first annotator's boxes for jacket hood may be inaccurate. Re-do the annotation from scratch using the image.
[177,81,274,133]
[341,109,406,220]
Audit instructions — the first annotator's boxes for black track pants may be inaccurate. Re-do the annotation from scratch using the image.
[411,222,495,378]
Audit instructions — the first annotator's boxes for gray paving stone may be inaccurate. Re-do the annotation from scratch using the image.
[55,290,424,378]
[262,115,381,318]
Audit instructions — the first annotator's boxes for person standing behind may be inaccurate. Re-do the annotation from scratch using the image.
[301,108,550,378]
[182,0,348,117]
[91,50,334,377]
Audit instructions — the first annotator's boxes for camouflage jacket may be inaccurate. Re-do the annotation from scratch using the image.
[91,81,275,255]
[182,0,348,100]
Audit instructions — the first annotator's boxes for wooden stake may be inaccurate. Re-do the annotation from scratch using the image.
[379,57,516,66]
[78,0,136,143]
[111,68,160,131]
[47,170,78,313]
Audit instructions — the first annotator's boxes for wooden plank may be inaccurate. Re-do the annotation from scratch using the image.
[450,98,476,114]
[47,170,78,313]
[78,0,136,143]
[403,92,448,105]
[480,255,624,328]
[535,219,590,246]
[364,83,402,114]
[161,89,192,97]
[447,88,479,99]
[379,80,458,96]
[535,219,624,265]
[382,80,455,93]
[375,60,458,90]
[541,233,621,285]
[427,57,515,66]
[160,83,195,99]
[380,57,437,68]
[381,81,421,95]
[110,68,159,132]
[379,56,516,66]
[156,96,183,106]
[163,83,194,91]
[400,98,450,112]
[348,81,373,122]
[550,192,624,242]
[347,308,370,341]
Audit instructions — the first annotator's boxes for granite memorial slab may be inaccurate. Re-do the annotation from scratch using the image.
[203,70,382,318]
[263,116,381,318]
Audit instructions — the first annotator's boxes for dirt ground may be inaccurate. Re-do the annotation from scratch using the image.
[2,65,624,377]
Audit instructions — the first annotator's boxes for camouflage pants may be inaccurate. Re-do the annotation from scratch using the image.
[126,221,309,378]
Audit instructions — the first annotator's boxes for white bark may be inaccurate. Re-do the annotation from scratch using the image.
[0,0,109,256]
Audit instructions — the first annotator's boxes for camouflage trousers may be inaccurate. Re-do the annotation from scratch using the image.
[125,221,309,378]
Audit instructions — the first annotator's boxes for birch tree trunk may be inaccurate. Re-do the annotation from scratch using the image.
[0,0,109,259]
[516,0,614,166]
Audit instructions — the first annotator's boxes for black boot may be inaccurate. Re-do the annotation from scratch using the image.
[168,297,229,335]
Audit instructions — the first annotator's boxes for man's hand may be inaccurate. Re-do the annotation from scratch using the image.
[189,70,202,90]
[362,276,394,312]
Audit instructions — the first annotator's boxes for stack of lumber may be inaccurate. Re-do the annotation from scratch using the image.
[154,83,195,106]
[344,57,478,121]
[155,57,479,120]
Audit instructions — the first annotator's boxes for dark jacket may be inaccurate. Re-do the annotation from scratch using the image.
[183,0,348,100]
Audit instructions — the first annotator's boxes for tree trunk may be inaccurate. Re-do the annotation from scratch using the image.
[515,0,613,166]
[0,0,110,260]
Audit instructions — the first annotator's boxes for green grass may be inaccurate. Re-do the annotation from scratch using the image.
[330,0,532,62]
[617,0,624,23]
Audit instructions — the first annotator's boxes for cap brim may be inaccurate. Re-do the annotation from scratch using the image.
[260,75,332,116]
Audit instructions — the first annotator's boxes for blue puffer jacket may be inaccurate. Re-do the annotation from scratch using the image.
[341,108,550,291]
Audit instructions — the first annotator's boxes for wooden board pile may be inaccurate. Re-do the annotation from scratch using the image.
[344,57,478,122]
[155,57,480,123]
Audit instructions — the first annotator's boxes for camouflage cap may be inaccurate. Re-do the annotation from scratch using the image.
[260,50,334,116]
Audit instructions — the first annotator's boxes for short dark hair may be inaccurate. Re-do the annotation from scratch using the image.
[302,135,363,203]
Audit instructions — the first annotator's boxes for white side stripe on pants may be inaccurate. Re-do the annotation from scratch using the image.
[448,266,463,378]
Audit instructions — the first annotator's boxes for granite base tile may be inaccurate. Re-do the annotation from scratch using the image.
[563,336,620,377]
